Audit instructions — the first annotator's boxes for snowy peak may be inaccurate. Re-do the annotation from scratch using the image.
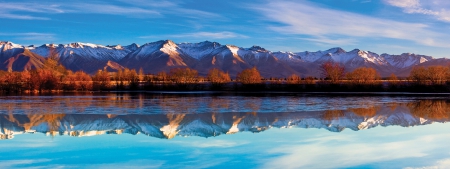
[1,41,23,51]
[125,43,140,51]
[161,40,178,53]
[247,45,268,52]
[130,40,168,58]
[325,47,346,54]
[272,51,302,62]
[62,42,106,49]
[106,44,123,50]
[381,53,432,69]
[177,41,223,59]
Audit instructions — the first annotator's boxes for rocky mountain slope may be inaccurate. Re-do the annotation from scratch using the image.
[0,40,445,77]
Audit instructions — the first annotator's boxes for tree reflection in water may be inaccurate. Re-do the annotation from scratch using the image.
[1,94,450,139]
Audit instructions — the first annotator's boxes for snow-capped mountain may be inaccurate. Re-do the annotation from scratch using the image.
[26,42,135,73]
[0,41,45,71]
[381,53,432,69]
[0,101,446,140]
[0,40,444,77]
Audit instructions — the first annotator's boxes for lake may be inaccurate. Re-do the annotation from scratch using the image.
[1,93,450,168]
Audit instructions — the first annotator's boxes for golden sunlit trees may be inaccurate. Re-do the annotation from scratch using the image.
[35,69,60,91]
[156,71,168,82]
[320,61,345,84]
[304,76,316,85]
[409,66,427,84]
[169,68,198,84]
[287,74,302,84]
[427,66,449,85]
[124,68,139,89]
[207,68,231,84]
[388,73,398,83]
[409,66,449,85]
[64,71,92,91]
[346,67,380,85]
[113,68,140,89]
[92,69,111,90]
[114,68,124,89]
[139,68,144,82]
[237,67,262,84]
[74,71,92,90]
[0,71,21,92]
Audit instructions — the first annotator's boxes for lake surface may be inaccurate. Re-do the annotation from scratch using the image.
[1,93,450,168]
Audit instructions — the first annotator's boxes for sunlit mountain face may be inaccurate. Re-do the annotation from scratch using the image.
[1,93,449,140]
[1,41,448,77]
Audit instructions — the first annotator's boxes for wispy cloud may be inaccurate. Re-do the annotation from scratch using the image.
[253,0,450,47]
[0,3,63,13]
[0,159,52,168]
[298,36,357,46]
[0,2,160,20]
[0,2,62,20]
[66,3,160,17]
[0,1,220,20]
[117,0,221,19]
[384,0,438,15]
[360,0,372,3]
[0,13,49,20]
[384,0,450,22]
[406,158,450,169]
[139,31,249,40]
[0,32,56,41]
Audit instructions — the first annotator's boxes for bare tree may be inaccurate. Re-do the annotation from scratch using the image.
[320,61,345,84]
[237,67,262,84]
[207,68,231,84]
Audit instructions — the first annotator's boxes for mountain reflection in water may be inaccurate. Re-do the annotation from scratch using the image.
[0,94,449,140]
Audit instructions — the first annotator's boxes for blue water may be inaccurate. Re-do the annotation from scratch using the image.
[0,93,449,168]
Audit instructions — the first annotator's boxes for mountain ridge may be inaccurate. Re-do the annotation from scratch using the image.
[0,40,446,78]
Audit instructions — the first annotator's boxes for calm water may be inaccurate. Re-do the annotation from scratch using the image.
[1,93,450,168]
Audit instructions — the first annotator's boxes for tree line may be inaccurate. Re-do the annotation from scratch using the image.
[1,59,450,93]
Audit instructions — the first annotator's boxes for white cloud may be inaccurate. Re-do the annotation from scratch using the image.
[0,3,63,13]
[67,3,160,16]
[0,13,49,20]
[385,0,420,8]
[0,32,56,41]
[254,1,450,47]
[384,0,450,22]
[0,2,160,20]
[0,159,52,168]
[139,31,249,40]
[405,158,450,169]
[0,1,220,20]
[117,0,221,19]
[298,36,357,46]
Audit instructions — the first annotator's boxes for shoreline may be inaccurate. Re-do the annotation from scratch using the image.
[2,90,450,97]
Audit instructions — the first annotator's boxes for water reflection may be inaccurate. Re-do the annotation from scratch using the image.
[0,94,449,140]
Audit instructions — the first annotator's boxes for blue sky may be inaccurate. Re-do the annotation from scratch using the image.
[1,0,450,57]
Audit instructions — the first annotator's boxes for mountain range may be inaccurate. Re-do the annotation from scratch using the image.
[1,40,449,78]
